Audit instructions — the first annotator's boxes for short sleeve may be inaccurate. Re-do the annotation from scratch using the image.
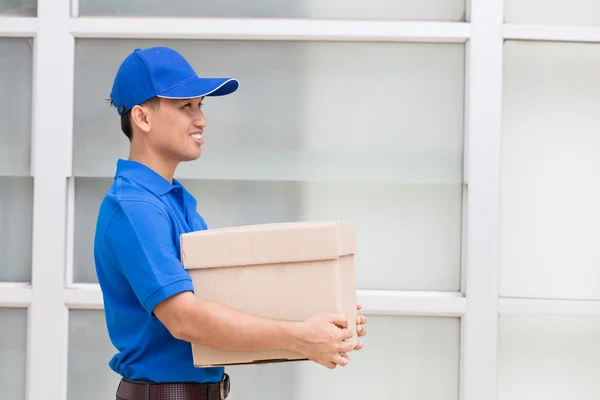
[105,200,193,314]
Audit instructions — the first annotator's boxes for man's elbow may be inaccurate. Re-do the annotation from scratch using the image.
[167,319,190,342]
[153,292,203,343]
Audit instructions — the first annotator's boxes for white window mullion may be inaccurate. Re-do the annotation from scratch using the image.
[0,283,32,308]
[64,284,467,316]
[500,298,600,317]
[460,0,504,399]
[65,177,75,287]
[505,24,600,43]
[70,0,79,18]
[27,0,74,398]
[0,17,37,37]
[64,285,103,310]
[69,17,470,42]
[358,290,466,316]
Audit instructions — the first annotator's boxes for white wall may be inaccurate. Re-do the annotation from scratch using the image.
[1,0,600,399]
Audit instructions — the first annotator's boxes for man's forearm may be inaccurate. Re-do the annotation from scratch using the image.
[169,294,303,353]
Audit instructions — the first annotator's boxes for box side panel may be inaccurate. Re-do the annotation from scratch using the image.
[188,259,350,366]
[191,345,306,368]
[189,260,341,320]
[339,255,359,347]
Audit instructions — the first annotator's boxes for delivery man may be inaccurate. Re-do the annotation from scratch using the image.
[93,46,368,400]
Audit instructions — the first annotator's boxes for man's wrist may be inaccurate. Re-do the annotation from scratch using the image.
[277,320,304,353]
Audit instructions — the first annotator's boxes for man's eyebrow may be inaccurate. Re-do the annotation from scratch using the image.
[179,98,203,103]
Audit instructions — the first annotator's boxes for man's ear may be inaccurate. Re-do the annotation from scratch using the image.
[130,105,152,133]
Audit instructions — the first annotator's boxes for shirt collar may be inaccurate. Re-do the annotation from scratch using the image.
[115,159,179,196]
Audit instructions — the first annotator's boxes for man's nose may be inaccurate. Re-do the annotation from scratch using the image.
[193,111,207,128]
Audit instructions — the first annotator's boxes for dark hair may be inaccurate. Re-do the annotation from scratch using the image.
[108,97,161,141]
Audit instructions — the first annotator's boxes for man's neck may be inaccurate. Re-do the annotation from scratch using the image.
[128,148,178,184]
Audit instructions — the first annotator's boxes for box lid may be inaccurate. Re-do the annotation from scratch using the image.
[181,221,355,270]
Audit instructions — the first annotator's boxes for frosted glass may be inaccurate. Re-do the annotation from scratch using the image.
[0,0,35,15]
[68,311,459,400]
[501,41,600,300]
[79,0,464,21]
[498,315,600,400]
[505,0,600,26]
[73,178,111,283]
[0,308,27,400]
[0,38,32,176]
[73,39,465,184]
[0,177,33,282]
[67,310,122,400]
[74,178,462,290]
[295,182,462,291]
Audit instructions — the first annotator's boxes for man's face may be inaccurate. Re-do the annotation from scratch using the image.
[144,97,207,163]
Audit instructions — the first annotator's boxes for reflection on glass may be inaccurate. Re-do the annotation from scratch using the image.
[0,0,36,16]
[499,315,600,400]
[79,0,464,21]
[505,0,600,27]
[502,41,600,300]
[0,177,33,282]
[0,308,27,400]
[67,310,122,400]
[73,39,464,184]
[0,38,33,176]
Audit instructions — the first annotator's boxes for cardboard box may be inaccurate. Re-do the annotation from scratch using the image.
[180,221,358,368]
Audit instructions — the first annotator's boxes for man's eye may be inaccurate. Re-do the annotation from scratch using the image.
[183,103,192,108]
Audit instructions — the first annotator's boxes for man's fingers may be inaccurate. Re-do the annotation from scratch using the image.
[354,341,364,351]
[340,340,356,353]
[338,328,354,341]
[333,353,350,367]
[357,324,367,337]
[356,304,363,311]
[356,315,367,325]
[330,314,348,328]
[324,361,337,370]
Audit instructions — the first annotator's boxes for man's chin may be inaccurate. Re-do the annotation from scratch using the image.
[180,151,202,163]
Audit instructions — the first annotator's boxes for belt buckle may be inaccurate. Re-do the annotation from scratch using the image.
[219,373,229,399]
[219,380,225,400]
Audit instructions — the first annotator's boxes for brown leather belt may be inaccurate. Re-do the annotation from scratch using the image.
[116,373,230,400]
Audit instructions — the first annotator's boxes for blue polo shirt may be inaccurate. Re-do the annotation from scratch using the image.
[93,159,223,383]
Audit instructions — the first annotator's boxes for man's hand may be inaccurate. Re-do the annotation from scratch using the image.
[293,313,356,370]
[354,304,368,351]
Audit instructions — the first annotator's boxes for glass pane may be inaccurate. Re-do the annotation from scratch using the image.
[0,308,27,400]
[0,0,35,16]
[0,177,33,282]
[75,178,461,290]
[79,0,464,21]
[69,310,459,400]
[67,310,122,400]
[73,39,465,185]
[498,315,600,400]
[505,0,600,26]
[501,41,600,300]
[295,182,462,290]
[73,178,110,283]
[0,38,33,176]
[230,316,460,400]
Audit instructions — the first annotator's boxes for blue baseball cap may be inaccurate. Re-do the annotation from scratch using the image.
[110,46,239,116]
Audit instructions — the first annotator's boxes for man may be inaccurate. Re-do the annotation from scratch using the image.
[93,46,367,400]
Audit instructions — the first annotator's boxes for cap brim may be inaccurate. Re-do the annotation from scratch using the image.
[157,77,239,99]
